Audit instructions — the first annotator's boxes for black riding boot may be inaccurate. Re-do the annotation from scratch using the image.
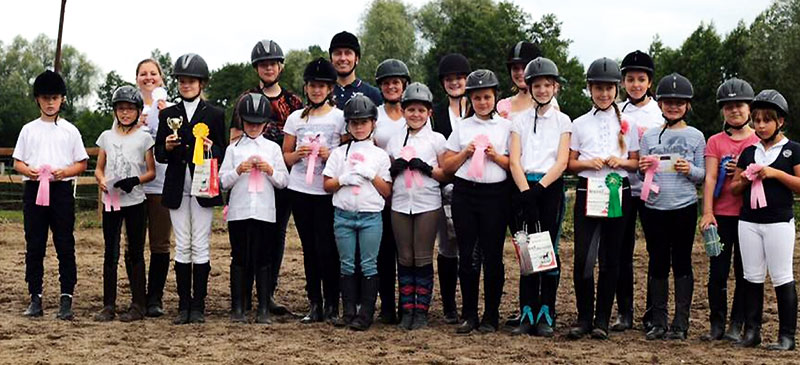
[334,275,358,327]
[350,275,379,331]
[646,278,669,340]
[437,255,459,324]
[767,281,797,351]
[189,263,210,324]
[230,265,246,323]
[146,253,170,317]
[255,267,272,324]
[666,275,693,340]
[736,281,763,348]
[173,262,192,324]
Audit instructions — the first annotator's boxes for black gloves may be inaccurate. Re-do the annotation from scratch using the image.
[390,158,409,178]
[114,177,141,193]
[521,182,545,205]
[408,158,434,177]
[516,182,546,229]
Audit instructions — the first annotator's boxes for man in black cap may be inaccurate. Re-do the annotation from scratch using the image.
[329,31,382,109]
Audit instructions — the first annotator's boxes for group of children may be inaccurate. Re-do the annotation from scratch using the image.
[12,32,798,351]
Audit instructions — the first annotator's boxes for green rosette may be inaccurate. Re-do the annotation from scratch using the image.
[605,172,623,218]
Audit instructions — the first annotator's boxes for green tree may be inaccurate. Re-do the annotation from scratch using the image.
[206,62,259,122]
[96,71,133,114]
[281,45,327,100]
[358,0,420,84]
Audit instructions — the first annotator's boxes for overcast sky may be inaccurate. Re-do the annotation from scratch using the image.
[2,0,773,84]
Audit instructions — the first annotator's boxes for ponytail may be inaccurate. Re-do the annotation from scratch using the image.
[612,102,626,154]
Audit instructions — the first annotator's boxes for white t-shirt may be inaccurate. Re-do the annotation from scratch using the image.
[445,114,512,183]
[323,140,392,212]
[141,100,174,194]
[12,118,89,182]
[512,106,572,174]
[219,136,289,223]
[283,108,346,195]
[570,107,640,179]
[374,105,407,150]
[617,98,662,195]
[96,127,155,207]
[387,127,446,214]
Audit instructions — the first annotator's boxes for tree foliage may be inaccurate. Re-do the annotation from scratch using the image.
[358,0,420,84]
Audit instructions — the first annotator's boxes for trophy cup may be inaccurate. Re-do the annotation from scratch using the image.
[166,116,183,142]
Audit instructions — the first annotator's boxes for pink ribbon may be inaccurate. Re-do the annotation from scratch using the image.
[35,164,53,206]
[248,156,265,193]
[640,155,660,201]
[400,146,424,189]
[742,164,767,209]
[304,135,321,186]
[103,189,121,212]
[349,153,365,195]
[467,134,490,179]
[497,99,512,118]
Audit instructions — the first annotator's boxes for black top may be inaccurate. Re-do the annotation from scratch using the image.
[333,79,382,110]
[432,101,457,138]
[737,139,800,223]
[155,100,227,209]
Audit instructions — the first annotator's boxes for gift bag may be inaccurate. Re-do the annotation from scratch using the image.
[191,151,219,198]
[527,230,558,273]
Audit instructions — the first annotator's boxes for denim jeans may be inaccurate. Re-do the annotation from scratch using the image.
[334,209,383,276]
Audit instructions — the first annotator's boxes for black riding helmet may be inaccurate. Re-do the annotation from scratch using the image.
[329,31,360,57]
[303,58,338,83]
[251,40,285,66]
[375,59,411,85]
[33,70,67,97]
[112,85,144,109]
[752,89,789,116]
[173,53,209,80]
[344,93,378,121]
[465,69,499,91]
[438,53,471,80]
[586,57,622,83]
[401,82,434,109]
[620,50,654,77]
[506,41,541,71]
[524,57,559,86]
[238,93,272,124]
[655,73,693,101]
[716,78,754,106]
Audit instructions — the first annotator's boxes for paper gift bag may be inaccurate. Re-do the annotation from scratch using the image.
[191,153,219,198]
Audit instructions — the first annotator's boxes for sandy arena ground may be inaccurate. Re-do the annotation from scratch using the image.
[0,214,798,364]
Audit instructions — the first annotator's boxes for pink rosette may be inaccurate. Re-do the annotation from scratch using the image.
[35,164,53,206]
[349,152,366,195]
[742,163,767,209]
[467,134,491,179]
[248,155,265,193]
[496,99,512,118]
[304,135,322,186]
[103,189,121,212]
[620,119,630,135]
[399,146,424,189]
[640,155,660,201]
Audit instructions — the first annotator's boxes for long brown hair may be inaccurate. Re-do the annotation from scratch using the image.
[135,59,165,87]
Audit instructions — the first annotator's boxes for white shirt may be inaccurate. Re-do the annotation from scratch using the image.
[445,114,512,183]
[96,127,155,207]
[512,106,572,174]
[220,136,289,222]
[754,137,789,166]
[323,140,391,212]
[12,118,89,181]
[387,127,447,214]
[618,97,663,135]
[183,99,199,122]
[570,107,639,179]
[374,105,407,150]
[448,107,463,134]
[142,100,174,194]
[283,108,346,195]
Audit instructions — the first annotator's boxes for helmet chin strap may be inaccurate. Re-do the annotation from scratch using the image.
[115,111,140,133]
[181,92,200,102]
[592,86,618,115]
[337,63,357,78]
[260,74,281,89]
[723,118,748,136]
[532,96,554,134]
[763,122,783,143]
[658,112,686,144]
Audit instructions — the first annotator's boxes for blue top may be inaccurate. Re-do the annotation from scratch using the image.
[639,125,706,210]
[334,79,383,109]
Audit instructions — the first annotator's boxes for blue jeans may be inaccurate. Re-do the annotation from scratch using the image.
[334,209,383,276]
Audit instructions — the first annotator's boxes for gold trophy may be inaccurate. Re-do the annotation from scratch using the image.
[166,116,183,141]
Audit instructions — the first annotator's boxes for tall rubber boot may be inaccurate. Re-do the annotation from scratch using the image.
[334,275,358,327]
[511,274,537,336]
[642,273,654,332]
[767,281,797,351]
[666,275,693,340]
[243,267,254,313]
[229,265,246,323]
[702,273,726,341]
[646,278,669,340]
[437,255,459,324]
[536,271,559,337]
[173,262,192,324]
[146,253,170,317]
[350,275,379,331]
[736,281,763,348]
[397,265,415,330]
[255,267,272,324]
[190,263,210,324]
[120,259,146,322]
[412,264,434,330]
